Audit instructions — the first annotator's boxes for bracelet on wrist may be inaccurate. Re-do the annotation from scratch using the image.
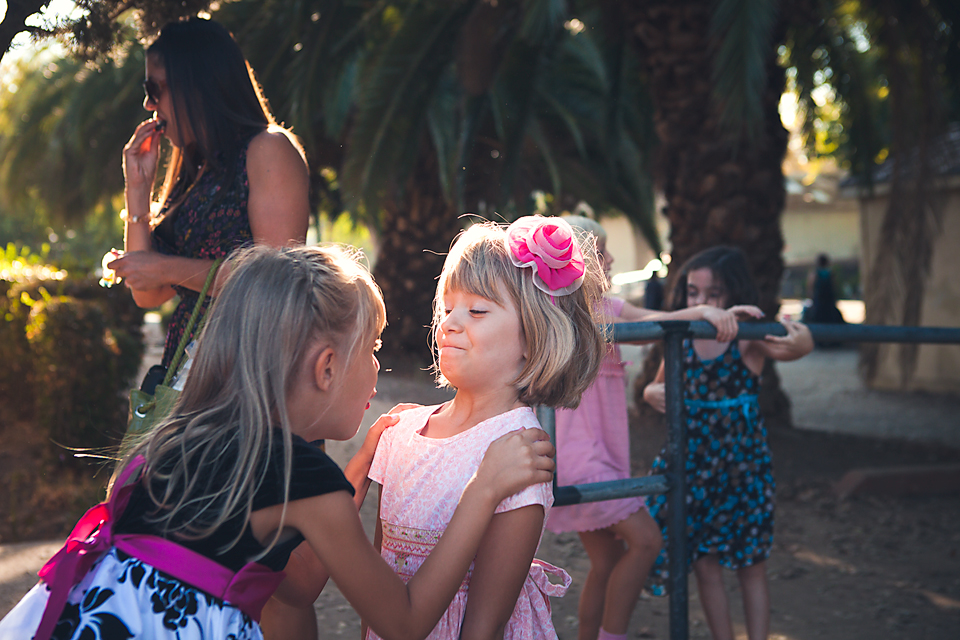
[119,208,151,224]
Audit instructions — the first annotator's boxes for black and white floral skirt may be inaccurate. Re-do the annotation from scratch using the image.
[0,548,262,640]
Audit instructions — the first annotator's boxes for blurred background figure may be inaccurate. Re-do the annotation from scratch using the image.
[802,253,846,325]
[643,272,664,310]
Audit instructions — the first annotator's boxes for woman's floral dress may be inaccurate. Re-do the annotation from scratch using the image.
[152,141,254,368]
[646,339,775,595]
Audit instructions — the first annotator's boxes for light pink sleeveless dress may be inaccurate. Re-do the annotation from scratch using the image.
[545,297,646,534]
[367,405,570,640]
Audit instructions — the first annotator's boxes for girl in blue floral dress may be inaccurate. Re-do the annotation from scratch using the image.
[642,246,812,640]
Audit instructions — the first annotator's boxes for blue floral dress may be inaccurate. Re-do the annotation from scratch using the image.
[646,339,775,595]
[152,140,255,368]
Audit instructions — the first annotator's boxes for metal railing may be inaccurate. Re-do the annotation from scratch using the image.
[538,320,960,640]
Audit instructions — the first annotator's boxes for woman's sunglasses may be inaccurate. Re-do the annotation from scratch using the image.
[142,78,164,104]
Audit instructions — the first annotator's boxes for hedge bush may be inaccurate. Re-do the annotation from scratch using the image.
[2,276,144,457]
[0,291,35,417]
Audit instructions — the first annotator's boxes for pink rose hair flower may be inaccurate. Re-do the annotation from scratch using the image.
[506,216,586,296]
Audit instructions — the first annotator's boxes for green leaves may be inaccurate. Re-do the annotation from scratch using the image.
[341,0,478,222]
[710,0,779,144]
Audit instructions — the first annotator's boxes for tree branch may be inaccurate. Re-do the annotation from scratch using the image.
[0,0,51,65]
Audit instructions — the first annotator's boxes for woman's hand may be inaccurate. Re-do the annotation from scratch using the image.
[474,428,555,501]
[123,119,163,194]
[108,250,171,292]
[643,382,666,413]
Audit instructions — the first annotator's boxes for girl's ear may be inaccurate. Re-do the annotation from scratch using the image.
[313,346,337,391]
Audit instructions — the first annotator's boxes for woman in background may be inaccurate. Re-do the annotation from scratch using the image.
[111,17,310,374]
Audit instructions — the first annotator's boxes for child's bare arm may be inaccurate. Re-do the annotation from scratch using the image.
[619,303,763,342]
[259,543,327,640]
[271,542,330,607]
[643,361,667,413]
[460,505,545,640]
[259,595,318,640]
[361,489,386,640]
[256,428,555,640]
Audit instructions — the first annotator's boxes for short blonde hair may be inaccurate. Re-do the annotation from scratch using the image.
[433,220,608,408]
[114,244,385,555]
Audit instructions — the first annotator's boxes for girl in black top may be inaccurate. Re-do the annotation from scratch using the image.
[1,245,556,640]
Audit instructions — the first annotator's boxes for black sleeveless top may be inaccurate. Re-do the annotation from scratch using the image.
[116,431,353,572]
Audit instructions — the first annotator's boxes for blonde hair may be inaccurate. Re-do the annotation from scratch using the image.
[113,244,385,556]
[432,219,608,408]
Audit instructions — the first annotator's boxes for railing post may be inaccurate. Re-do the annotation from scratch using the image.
[661,321,690,640]
[536,405,559,495]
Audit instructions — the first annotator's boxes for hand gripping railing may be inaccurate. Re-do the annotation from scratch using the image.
[538,320,960,640]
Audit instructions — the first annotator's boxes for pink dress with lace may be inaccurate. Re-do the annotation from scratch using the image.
[545,297,646,534]
[367,405,570,640]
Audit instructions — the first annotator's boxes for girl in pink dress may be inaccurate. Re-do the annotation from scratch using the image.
[545,217,761,640]
[368,217,609,640]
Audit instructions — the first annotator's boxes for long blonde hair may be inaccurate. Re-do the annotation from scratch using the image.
[113,244,385,555]
[432,219,608,408]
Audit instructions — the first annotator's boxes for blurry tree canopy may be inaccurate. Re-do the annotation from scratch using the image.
[0,0,214,65]
[1,0,958,382]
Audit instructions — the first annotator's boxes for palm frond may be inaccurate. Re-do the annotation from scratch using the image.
[341,0,478,218]
[0,49,145,221]
[710,0,779,143]
[520,0,567,44]
[427,66,463,201]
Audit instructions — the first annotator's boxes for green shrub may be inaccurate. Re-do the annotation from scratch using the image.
[26,295,127,454]
[0,244,65,415]
[5,278,144,458]
[0,240,144,458]
[0,293,35,416]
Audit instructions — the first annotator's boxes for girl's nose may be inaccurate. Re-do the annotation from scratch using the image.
[440,311,461,332]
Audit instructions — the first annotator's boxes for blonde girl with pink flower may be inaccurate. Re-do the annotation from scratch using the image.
[365,217,608,640]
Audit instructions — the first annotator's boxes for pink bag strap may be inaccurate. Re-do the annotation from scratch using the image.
[34,456,284,640]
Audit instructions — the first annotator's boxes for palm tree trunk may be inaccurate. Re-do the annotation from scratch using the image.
[618,0,793,425]
[373,141,462,365]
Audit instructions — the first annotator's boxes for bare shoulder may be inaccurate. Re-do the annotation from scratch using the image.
[247,128,308,169]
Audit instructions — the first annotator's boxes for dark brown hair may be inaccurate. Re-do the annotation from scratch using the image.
[668,245,759,310]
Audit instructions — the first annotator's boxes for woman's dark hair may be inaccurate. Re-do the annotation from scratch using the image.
[148,18,277,207]
[668,245,759,310]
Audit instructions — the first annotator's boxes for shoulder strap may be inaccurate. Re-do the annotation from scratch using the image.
[163,257,223,385]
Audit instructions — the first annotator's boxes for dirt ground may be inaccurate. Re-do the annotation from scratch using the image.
[2,348,960,639]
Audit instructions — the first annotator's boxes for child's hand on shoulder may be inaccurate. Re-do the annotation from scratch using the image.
[359,403,420,460]
[474,428,556,500]
[697,304,764,342]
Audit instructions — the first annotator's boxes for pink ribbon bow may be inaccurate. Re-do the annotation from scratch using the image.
[32,456,284,640]
[506,216,586,295]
